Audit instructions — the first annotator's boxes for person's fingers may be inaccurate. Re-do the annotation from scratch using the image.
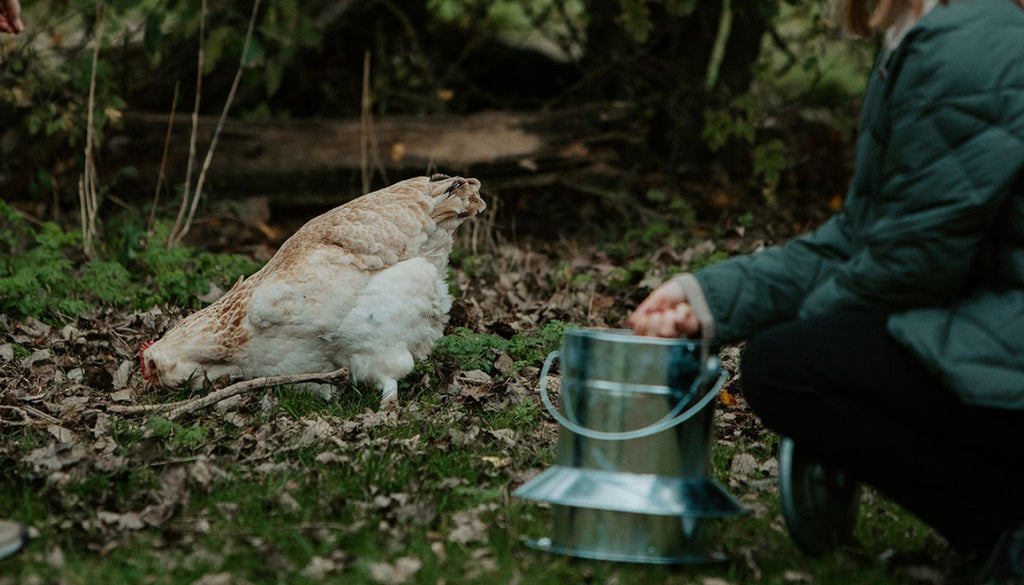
[655,317,680,338]
[671,303,700,337]
[630,308,686,339]
[628,312,650,335]
[631,279,686,319]
[631,313,661,337]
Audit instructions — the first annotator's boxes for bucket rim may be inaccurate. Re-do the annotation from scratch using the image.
[565,327,719,348]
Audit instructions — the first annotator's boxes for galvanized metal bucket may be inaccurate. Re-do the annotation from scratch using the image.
[515,328,746,564]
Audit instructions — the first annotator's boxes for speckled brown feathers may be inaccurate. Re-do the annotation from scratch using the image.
[139,175,485,405]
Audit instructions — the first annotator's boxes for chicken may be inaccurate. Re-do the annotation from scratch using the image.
[139,174,485,405]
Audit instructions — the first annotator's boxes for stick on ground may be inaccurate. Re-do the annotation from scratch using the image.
[110,367,350,420]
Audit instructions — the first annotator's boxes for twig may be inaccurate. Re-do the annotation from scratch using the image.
[172,0,262,247]
[109,367,349,419]
[80,0,104,258]
[359,51,389,194]
[705,0,733,90]
[768,26,798,76]
[167,0,206,249]
[0,405,29,426]
[21,404,61,425]
[0,404,61,426]
[360,50,372,193]
[149,81,180,235]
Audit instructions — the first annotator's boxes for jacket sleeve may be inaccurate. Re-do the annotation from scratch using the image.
[799,39,1024,319]
[692,213,856,342]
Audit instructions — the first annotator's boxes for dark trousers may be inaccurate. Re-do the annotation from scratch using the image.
[740,312,1024,554]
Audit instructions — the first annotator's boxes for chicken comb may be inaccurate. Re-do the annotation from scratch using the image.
[138,341,154,379]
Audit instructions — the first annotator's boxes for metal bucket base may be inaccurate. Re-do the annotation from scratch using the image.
[523,536,726,565]
[526,504,727,565]
[513,466,747,518]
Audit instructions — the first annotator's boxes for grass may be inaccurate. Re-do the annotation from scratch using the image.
[0,376,947,585]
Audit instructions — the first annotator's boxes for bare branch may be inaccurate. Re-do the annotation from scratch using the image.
[109,367,350,420]
[173,0,262,247]
[80,0,103,258]
[148,81,180,235]
[167,0,206,249]
[360,50,371,194]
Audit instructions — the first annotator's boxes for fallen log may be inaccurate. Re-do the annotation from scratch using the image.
[115,105,639,205]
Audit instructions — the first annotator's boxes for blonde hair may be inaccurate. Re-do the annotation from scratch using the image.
[843,0,1024,37]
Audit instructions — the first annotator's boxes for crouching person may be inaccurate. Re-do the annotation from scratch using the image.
[629,0,1024,581]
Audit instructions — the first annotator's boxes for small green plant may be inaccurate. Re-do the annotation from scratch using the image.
[431,321,570,375]
[505,320,569,369]
[752,138,788,203]
[432,327,509,373]
[702,94,758,152]
[607,267,633,290]
[146,416,209,451]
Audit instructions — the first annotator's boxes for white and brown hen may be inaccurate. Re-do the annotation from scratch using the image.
[139,174,485,405]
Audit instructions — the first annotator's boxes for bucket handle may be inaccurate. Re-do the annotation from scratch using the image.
[539,351,727,441]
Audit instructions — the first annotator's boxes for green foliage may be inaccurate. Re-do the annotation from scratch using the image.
[612,191,695,253]
[618,0,697,43]
[0,0,137,185]
[11,343,30,362]
[75,260,134,305]
[429,0,585,32]
[146,416,210,451]
[432,327,509,373]
[752,138,788,199]
[607,260,649,291]
[432,320,570,374]
[702,94,759,152]
[505,319,569,368]
[0,210,91,319]
[703,95,791,198]
[1,0,322,195]
[0,203,261,323]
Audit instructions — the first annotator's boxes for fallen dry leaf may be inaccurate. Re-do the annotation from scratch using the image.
[719,388,739,406]
[369,556,423,584]
[730,452,758,477]
[447,503,498,545]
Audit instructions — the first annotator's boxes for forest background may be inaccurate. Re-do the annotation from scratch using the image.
[0,1,953,584]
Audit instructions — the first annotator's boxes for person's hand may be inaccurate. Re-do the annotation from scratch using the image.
[0,0,23,34]
[627,279,702,338]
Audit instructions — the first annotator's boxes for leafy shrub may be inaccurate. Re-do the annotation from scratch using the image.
[0,212,92,319]
[0,201,261,323]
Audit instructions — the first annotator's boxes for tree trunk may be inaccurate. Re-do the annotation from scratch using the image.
[579,0,770,171]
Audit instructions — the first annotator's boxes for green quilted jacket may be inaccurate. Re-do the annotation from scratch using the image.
[681,0,1024,409]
